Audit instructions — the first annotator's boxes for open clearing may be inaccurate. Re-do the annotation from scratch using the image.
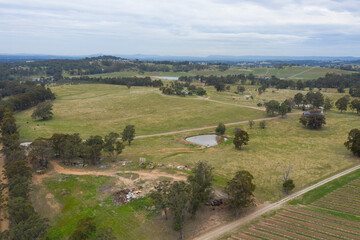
[15,84,265,141]
[17,82,360,239]
[225,168,360,240]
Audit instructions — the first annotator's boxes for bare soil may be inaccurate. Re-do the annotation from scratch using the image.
[0,144,9,231]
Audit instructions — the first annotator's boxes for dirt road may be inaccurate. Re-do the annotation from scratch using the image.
[192,164,360,240]
[135,113,301,139]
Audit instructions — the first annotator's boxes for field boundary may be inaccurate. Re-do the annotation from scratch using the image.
[192,164,360,240]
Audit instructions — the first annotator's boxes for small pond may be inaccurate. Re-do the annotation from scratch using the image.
[152,76,179,81]
[185,134,227,147]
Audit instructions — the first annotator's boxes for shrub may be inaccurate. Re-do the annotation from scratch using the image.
[283,179,295,194]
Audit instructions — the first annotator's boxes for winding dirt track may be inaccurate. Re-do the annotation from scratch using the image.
[35,161,187,186]
[192,164,360,240]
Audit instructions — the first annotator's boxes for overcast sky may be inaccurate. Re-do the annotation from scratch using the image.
[1,0,360,56]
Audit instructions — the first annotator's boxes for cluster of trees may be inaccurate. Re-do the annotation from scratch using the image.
[178,72,360,93]
[0,107,49,239]
[30,126,135,168]
[294,91,360,114]
[6,85,55,112]
[265,100,292,117]
[0,80,39,98]
[67,76,164,88]
[150,161,256,239]
[160,82,206,96]
[31,102,53,120]
[294,92,325,109]
[0,81,55,112]
[214,123,250,149]
[349,87,360,97]
[335,96,360,114]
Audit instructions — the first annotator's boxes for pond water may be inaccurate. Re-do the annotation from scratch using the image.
[152,76,179,81]
[185,134,227,147]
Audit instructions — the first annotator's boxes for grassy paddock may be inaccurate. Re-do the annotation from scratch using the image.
[15,84,264,141]
[120,111,360,202]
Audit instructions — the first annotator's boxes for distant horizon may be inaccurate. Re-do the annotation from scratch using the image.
[1,53,360,60]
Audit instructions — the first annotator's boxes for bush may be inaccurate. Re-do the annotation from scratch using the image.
[283,179,295,194]
[259,121,266,129]
[233,129,249,150]
[215,122,226,135]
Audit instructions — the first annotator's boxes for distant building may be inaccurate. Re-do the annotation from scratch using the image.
[244,95,252,100]
[303,110,323,115]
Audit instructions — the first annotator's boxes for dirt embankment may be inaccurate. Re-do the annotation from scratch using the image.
[0,148,9,231]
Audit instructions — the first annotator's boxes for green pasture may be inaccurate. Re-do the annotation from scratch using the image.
[120,111,360,202]
[15,84,265,141]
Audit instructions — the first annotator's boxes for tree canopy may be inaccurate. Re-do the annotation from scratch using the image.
[299,114,326,129]
[215,122,226,135]
[233,129,249,149]
[187,161,214,216]
[122,125,135,145]
[265,100,280,116]
[225,170,256,217]
[344,128,360,157]
[31,102,53,120]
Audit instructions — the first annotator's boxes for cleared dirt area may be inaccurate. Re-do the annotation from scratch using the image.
[34,161,187,187]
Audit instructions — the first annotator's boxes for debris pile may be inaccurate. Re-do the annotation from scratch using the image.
[99,165,110,169]
[209,199,223,206]
[113,188,141,205]
[118,160,132,167]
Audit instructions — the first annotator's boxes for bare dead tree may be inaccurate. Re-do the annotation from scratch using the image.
[282,163,292,183]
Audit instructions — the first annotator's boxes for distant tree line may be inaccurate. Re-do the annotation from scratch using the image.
[178,73,360,93]
[0,107,49,239]
[0,80,55,112]
[0,56,231,81]
[67,76,164,88]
